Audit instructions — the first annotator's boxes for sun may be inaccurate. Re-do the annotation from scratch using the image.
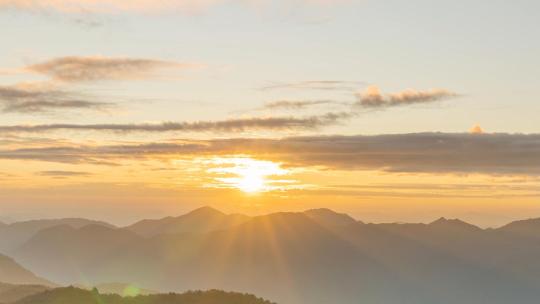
[236,173,266,193]
[207,157,290,193]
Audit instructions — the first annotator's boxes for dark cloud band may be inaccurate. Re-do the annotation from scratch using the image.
[357,85,458,108]
[0,85,113,114]
[37,170,92,177]
[0,112,353,133]
[0,133,538,175]
[25,56,191,82]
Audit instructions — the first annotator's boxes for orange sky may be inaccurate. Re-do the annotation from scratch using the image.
[0,0,539,226]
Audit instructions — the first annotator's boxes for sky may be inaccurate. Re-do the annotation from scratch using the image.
[0,0,539,227]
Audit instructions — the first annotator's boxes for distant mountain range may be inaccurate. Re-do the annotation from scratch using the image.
[0,218,113,254]
[3,207,540,303]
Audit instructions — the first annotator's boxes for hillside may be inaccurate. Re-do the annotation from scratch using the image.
[14,287,275,304]
[0,282,50,303]
[496,218,540,238]
[0,218,115,253]
[93,283,157,297]
[0,254,53,286]
[14,225,142,284]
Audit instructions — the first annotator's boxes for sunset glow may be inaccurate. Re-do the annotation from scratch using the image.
[1,2,540,304]
[207,157,291,193]
[0,0,538,227]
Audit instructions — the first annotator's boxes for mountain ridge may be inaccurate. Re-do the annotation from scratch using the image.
[0,254,54,287]
[0,218,116,254]
[496,218,540,237]
[5,207,540,304]
[5,207,540,233]
[125,206,250,237]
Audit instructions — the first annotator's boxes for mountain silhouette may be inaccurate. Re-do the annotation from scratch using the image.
[497,218,540,237]
[429,217,482,232]
[0,218,115,254]
[126,206,250,237]
[6,208,540,304]
[13,225,142,284]
[303,208,358,227]
[0,282,50,303]
[0,254,53,286]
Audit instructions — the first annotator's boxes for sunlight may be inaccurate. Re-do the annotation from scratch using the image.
[207,157,290,193]
[237,173,265,193]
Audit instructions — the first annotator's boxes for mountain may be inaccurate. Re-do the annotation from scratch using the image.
[496,218,540,237]
[0,254,53,286]
[125,206,250,237]
[170,212,390,303]
[375,219,496,267]
[429,217,483,232]
[303,208,358,227]
[0,218,115,254]
[0,282,50,303]
[9,208,540,304]
[12,212,393,303]
[14,225,142,284]
[13,287,275,304]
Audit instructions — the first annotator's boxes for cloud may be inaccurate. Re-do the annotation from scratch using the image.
[1,133,539,175]
[37,170,92,177]
[262,100,339,110]
[0,0,348,14]
[0,111,353,133]
[0,83,113,114]
[260,80,364,92]
[0,0,223,13]
[469,124,484,134]
[0,55,191,114]
[25,56,192,83]
[357,85,458,108]
[257,84,457,114]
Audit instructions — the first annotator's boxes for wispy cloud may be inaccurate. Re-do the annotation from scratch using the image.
[37,170,92,177]
[0,112,353,133]
[0,0,348,14]
[0,0,222,13]
[258,84,458,113]
[1,133,539,175]
[260,80,364,92]
[25,56,194,83]
[356,85,458,108]
[262,100,340,110]
[0,55,197,115]
[0,83,113,114]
